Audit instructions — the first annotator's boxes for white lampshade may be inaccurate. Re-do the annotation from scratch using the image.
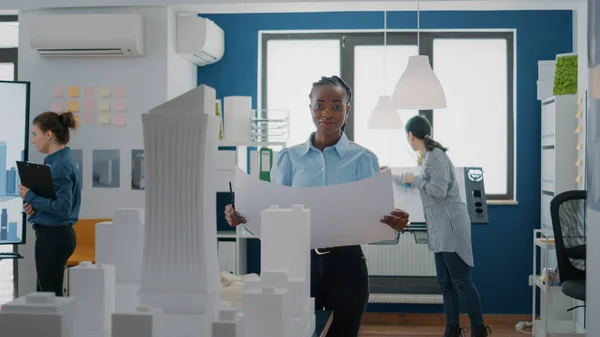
[368,95,404,129]
[392,55,447,110]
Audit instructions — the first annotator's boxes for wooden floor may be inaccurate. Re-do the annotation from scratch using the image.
[357,313,531,336]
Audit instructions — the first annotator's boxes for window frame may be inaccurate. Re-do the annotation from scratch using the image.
[260,30,515,201]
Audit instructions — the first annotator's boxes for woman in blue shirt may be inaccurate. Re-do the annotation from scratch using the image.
[399,116,490,337]
[18,111,82,297]
[225,76,409,337]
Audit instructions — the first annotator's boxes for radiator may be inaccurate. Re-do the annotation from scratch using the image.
[362,232,436,277]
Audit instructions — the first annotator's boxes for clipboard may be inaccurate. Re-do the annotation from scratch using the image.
[16,161,57,200]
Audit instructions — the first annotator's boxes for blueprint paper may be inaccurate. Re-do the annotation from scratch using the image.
[234,168,396,248]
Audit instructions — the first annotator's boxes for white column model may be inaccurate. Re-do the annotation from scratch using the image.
[138,85,221,335]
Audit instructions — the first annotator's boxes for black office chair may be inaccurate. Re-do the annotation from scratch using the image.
[550,190,586,304]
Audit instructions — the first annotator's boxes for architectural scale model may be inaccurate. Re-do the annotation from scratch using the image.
[0,85,316,337]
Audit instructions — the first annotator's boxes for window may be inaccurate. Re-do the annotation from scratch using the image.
[0,16,19,306]
[261,31,514,200]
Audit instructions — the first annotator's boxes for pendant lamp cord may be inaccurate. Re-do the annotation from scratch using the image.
[417,0,420,50]
[383,10,387,95]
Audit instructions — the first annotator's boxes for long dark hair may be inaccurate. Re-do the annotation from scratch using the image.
[309,75,352,133]
[404,115,448,152]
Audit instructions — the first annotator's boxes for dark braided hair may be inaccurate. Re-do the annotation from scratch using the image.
[404,115,448,152]
[309,75,352,132]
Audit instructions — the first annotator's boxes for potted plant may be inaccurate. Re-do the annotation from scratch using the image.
[553,53,578,96]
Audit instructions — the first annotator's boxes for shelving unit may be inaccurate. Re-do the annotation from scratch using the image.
[532,94,582,336]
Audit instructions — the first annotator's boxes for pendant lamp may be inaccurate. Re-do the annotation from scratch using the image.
[368,11,404,129]
[392,1,447,110]
[368,95,404,129]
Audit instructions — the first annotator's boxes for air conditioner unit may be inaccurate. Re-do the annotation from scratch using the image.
[176,15,224,66]
[29,14,144,57]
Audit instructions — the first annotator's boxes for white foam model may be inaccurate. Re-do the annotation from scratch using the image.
[133,154,146,189]
[96,208,144,312]
[99,159,113,185]
[241,205,315,337]
[223,96,252,143]
[138,84,221,335]
[0,292,78,337]
[69,262,115,337]
[212,302,245,337]
[112,306,164,337]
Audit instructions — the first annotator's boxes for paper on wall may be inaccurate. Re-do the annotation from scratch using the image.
[234,167,396,248]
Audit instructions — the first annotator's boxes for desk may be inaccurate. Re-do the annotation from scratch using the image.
[313,310,333,337]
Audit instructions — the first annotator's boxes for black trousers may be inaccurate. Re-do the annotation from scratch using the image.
[34,224,77,297]
[311,245,370,337]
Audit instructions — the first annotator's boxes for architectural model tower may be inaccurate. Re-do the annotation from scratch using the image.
[138,85,221,336]
[99,160,113,185]
[1,209,7,241]
[133,154,145,189]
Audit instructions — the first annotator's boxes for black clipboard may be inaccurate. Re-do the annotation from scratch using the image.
[16,161,57,200]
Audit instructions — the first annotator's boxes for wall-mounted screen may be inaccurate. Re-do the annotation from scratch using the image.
[0,81,30,245]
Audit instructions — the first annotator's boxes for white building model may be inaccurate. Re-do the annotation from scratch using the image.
[0,85,316,337]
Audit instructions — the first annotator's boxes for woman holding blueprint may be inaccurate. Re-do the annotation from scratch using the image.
[18,111,81,297]
[398,116,490,337]
[225,76,409,337]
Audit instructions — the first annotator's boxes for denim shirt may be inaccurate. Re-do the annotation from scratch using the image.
[25,147,82,226]
[270,132,380,188]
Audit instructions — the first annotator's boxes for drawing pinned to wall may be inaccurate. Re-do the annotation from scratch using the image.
[98,113,110,125]
[52,86,64,98]
[83,113,95,125]
[114,86,127,98]
[113,115,126,127]
[98,86,111,97]
[51,102,63,113]
[114,100,127,112]
[131,150,145,190]
[92,149,120,188]
[99,100,111,112]
[71,149,84,190]
[67,100,80,112]
[67,86,80,98]
[84,86,95,97]
[84,99,95,112]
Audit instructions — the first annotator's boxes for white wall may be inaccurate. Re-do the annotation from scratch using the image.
[16,6,196,296]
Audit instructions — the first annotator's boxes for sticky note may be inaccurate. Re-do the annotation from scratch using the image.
[576,141,583,150]
[83,112,95,124]
[113,114,126,126]
[84,99,95,112]
[114,86,127,98]
[576,173,583,183]
[114,100,127,112]
[84,86,95,97]
[98,86,111,97]
[52,86,64,98]
[98,113,111,125]
[576,109,583,118]
[51,102,63,113]
[99,100,111,112]
[576,157,583,166]
[73,115,80,126]
[67,100,80,112]
[67,86,79,98]
[575,124,583,133]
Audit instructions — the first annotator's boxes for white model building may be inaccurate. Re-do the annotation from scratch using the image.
[112,306,164,337]
[0,292,78,337]
[69,262,115,337]
[98,159,113,185]
[212,302,245,337]
[138,84,221,336]
[241,205,315,337]
[96,208,145,312]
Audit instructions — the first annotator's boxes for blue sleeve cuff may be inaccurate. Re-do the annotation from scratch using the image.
[24,190,37,204]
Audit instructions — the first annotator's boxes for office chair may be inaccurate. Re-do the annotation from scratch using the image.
[550,190,586,304]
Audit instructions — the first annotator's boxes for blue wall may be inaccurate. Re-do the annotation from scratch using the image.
[199,10,573,315]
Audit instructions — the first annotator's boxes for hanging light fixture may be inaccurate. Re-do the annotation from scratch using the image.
[392,0,447,110]
[368,11,404,129]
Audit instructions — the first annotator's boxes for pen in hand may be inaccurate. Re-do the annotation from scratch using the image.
[229,181,235,210]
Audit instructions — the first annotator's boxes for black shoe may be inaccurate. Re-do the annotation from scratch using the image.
[471,324,492,337]
[443,324,468,337]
